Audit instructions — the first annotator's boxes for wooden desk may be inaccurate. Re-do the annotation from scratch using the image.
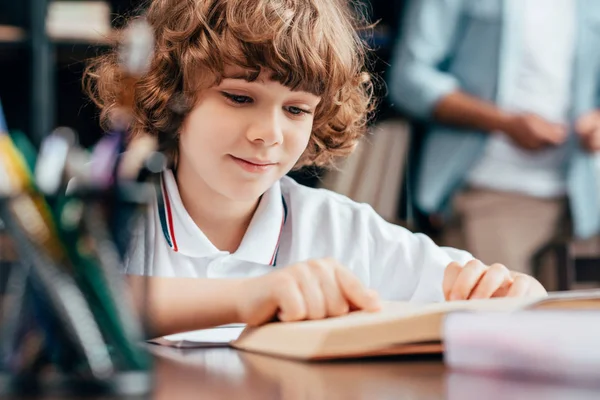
[6,346,600,399]
[148,347,600,400]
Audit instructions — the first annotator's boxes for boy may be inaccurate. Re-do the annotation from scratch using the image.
[85,0,546,337]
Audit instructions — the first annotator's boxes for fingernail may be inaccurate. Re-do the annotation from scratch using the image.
[366,290,381,310]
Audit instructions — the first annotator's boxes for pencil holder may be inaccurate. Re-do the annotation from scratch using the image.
[0,180,156,397]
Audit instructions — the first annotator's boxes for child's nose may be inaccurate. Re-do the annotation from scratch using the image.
[246,110,284,146]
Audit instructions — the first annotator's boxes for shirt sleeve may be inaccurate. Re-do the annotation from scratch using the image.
[388,0,466,118]
[357,204,474,303]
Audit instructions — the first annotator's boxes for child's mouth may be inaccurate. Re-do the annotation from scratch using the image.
[230,155,277,173]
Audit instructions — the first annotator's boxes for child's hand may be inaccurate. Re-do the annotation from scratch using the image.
[235,258,381,326]
[443,259,548,301]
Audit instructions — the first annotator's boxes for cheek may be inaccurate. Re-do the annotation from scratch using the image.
[286,123,313,157]
[179,107,234,152]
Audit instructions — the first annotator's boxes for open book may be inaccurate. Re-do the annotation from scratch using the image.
[230,290,600,360]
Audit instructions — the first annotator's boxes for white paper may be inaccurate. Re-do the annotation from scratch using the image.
[150,324,246,348]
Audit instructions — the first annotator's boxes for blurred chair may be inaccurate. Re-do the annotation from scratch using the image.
[533,240,600,291]
[319,119,410,225]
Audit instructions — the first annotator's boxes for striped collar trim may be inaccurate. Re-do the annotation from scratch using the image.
[269,195,288,266]
[155,170,287,266]
[156,174,178,252]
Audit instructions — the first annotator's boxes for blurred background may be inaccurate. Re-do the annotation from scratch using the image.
[1,0,599,292]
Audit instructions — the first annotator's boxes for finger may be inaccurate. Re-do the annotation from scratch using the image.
[314,260,350,317]
[576,112,598,136]
[580,132,597,152]
[521,134,545,150]
[534,123,566,145]
[491,275,516,298]
[443,262,463,300]
[335,267,380,312]
[505,275,531,298]
[525,115,561,144]
[275,276,307,322]
[587,129,600,151]
[547,124,567,144]
[295,262,327,320]
[469,263,512,299]
[583,134,594,152]
[449,259,487,301]
[525,140,542,150]
[578,125,595,138]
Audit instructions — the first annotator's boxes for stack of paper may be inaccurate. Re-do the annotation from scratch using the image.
[444,311,600,382]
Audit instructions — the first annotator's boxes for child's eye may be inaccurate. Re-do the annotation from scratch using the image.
[286,106,311,116]
[221,92,253,104]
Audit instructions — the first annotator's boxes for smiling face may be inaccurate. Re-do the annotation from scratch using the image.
[176,67,321,202]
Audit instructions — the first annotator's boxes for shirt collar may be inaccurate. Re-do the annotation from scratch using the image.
[157,169,286,265]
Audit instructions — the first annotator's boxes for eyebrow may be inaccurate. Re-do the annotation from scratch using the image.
[222,69,294,85]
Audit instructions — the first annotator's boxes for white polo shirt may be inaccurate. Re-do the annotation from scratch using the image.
[125,170,473,303]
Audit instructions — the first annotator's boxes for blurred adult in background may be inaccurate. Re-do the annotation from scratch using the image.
[389,0,600,278]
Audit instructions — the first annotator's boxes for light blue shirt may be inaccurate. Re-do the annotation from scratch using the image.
[389,0,600,238]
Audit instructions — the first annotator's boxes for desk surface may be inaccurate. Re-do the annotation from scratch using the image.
[148,347,600,400]
[8,346,600,399]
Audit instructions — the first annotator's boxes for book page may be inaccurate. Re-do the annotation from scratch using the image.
[252,297,545,333]
[149,324,246,348]
[229,302,415,333]
[409,291,600,316]
[252,302,426,332]
[413,297,538,315]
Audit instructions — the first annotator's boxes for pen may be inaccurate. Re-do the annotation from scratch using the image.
[0,98,7,134]
[35,127,76,195]
[0,200,114,380]
[0,135,67,266]
[82,202,150,370]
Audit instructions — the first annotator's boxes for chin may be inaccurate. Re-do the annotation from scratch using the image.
[219,180,274,202]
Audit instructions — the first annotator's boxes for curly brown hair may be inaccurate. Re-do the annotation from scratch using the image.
[84,0,375,168]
